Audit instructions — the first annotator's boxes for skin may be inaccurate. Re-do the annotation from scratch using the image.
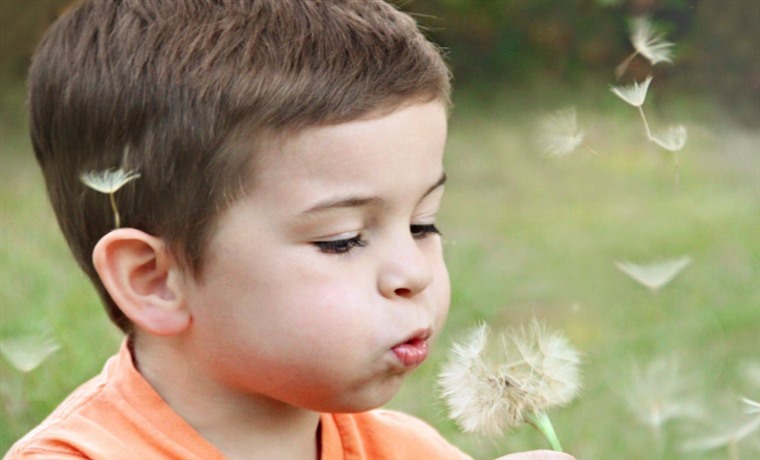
[177,101,452,416]
[95,101,574,459]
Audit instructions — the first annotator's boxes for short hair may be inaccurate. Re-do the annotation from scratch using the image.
[29,0,451,332]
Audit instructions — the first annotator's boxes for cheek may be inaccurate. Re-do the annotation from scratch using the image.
[434,263,452,325]
[283,275,378,341]
[256,258,380,340]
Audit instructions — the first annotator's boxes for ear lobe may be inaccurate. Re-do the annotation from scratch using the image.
[93,229,190,336]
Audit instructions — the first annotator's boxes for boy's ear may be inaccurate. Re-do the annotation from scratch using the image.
[93,229,190,336]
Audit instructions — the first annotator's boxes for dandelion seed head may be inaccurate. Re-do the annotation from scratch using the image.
[536,107,586,157]
[438,321,581,436]
[80,168,141,194]
[437,323,506,434]
[651,124,687,152]
[611,76,653,107]
[631,17,675,65]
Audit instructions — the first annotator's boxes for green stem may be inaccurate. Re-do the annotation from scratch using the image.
[527,412,563,452]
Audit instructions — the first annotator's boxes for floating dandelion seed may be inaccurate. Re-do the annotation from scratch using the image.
[0,333,61,373]
[743,398,760,415]
[679,414,760,457]
[620,355,705,458]
[631,17,675,65]
[611,76,653,108]
[79,168,141,194]
[616,17,675,78]
[80,168,140,228]
[651,124,688,183]
[438,321,581,451]
[615,256,691,292]
[651,124,688,152]
[611,76,654,140]
[622,355,704,437]
[536,107,597,157]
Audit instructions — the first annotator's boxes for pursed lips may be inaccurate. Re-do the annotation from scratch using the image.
[391,328,432,368]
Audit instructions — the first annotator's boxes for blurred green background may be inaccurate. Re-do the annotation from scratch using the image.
[1,0,758,458]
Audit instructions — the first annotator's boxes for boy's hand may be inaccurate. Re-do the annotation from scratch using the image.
[496,450,576,460]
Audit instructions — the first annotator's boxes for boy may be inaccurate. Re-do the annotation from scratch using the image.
[7,1,574,459]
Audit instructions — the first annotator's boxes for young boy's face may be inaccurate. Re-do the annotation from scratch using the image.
[180,101,450,413]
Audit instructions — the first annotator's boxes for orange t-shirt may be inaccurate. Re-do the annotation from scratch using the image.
[5,341,470,460]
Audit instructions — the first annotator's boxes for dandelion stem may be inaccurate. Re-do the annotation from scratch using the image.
[527,412,563,452]
[728,438,738,460]
[583,144,599,157]
[674,153,681,185]
[109,192,121,229]
[651,421,665,460]
[638,106,653,140]
[615,51,639,79]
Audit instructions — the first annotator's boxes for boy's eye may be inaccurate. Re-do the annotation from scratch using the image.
[313,235,367,254]
[410,223,441,239]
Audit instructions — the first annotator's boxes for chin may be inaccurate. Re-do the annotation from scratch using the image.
[316,376,405,414]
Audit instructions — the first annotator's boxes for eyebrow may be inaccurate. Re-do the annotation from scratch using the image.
[301,171,447,215]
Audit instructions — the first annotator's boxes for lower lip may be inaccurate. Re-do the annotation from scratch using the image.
[392,338,428,368]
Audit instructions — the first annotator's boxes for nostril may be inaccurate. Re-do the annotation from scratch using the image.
[394,287,413,298]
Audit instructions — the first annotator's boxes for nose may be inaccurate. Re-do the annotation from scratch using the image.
[377,234,434,299]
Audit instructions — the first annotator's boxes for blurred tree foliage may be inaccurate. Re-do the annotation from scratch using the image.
[1,0,757,126]
[393,0,758,126]
[1,1,73,83]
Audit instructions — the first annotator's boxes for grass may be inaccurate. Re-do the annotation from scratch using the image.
[1,78,759,458]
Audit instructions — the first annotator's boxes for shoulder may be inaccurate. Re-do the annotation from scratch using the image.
[3,375,107,460]
[6,341,224,460]
[6,344,129,460]
[329,409,472,460]
[4,440,88,460]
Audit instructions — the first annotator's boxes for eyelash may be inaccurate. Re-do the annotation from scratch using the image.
[313,236,367,254]
[314,224,441,255]
[410,223,441,239]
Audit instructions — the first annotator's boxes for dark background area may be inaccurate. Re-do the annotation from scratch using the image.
[2,0,759,127]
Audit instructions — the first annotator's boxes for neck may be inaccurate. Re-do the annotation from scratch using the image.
[132,334,321,460]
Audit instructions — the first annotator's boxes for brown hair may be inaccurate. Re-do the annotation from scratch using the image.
[28,0,450,332]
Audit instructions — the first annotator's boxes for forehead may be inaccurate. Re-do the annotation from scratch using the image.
[248,101,448,200]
